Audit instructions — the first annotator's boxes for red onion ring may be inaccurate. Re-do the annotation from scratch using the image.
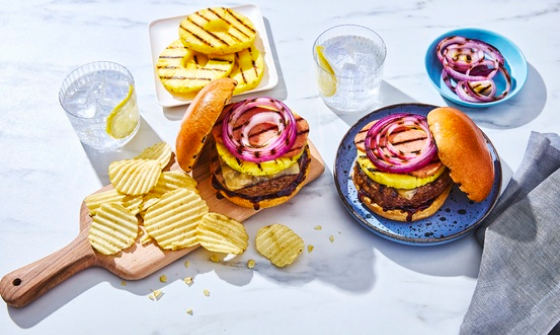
[443,58,499,82]
[436,35,511,103]
[364,113,437,173]
[443,47,485,72]
[221,97,297,163]
[455,81,484,103]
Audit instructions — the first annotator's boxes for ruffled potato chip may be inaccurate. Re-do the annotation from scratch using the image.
[108,159,161,196]
[85,189,143,216]
[152,170,198,196]
[255,224,304,268]
[88,203,139,255]
[143,188,208,250]
[197,213,248,255]
[135,142,172,169]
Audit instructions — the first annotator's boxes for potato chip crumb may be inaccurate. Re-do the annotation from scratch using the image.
[209,254,220,263]
[159,275,167,283]
[307,245,314,253]
[247,259,256,269]
[184,260,190,268]
[186,308,193,315]
[203,289,210,297]
[329,235,335,243]
[121,280,127,286]
[148,289,164,301]
[184,277,193,285]
[314,225,322,230]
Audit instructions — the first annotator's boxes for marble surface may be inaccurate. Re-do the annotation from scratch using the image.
[0,0,556,334]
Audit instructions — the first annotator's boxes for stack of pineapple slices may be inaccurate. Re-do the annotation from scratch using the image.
[157,7,265,96]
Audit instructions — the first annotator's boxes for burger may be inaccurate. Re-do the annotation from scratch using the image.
[176,78,311,210]
[352,107,494,222]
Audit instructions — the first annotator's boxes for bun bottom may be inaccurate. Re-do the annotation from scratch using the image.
[217,175,308,210]
[211,146,311,210]
[359,185,452,222]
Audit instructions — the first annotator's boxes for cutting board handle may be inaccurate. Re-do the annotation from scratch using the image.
[0,230,96,308]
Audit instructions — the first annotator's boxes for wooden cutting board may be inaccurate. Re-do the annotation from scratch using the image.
[0,141,325,308]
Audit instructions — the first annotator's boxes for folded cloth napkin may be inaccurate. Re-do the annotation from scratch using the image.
[460,132,560,335]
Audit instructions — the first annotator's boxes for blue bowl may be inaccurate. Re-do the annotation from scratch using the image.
[425,28,528,108]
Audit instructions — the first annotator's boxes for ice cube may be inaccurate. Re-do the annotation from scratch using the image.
[323,36,362,75]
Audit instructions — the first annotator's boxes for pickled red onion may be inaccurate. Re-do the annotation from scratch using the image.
[364,113,437,173]
[221,97,297,163]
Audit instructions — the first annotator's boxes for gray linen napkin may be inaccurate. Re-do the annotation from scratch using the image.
[460,132,560,335]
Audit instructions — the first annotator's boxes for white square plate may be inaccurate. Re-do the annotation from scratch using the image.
[148,4,279,108]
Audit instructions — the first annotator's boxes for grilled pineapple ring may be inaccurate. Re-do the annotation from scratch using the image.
[216,141,305,177]
[179,7,257,55]
[156,40,235,94]
[230,46,265,95]
[356,150,447,189]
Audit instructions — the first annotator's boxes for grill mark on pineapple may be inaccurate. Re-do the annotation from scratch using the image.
[159,56,184,59]
[209,58,234,64]
[160,76,212,81]
[234,52,249,85]
[208,8,243,43]
[180,20,221,49]
[198,67,229,72]
[227,8,256,35]
[248,47,260,77]
[168,44,186,49]
[189,14,231,47]
[157,65,180,69]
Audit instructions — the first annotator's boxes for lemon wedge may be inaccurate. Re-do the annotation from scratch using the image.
[315,45,337,97]
[106,84,139,139]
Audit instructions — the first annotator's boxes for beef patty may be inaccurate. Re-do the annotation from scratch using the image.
[352,162,452,210]
[211,146,310,203]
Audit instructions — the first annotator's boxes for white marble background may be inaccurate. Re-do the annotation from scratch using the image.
[0,0,557,334]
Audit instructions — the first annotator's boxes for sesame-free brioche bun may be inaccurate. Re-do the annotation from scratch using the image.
[357,184,452,222]
[427,107,494,202]
[176,78,237,172]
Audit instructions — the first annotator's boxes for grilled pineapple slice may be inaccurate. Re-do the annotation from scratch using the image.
[156,40,235,94]
[230,46,265,95]
[216,141,305,177]
[356,150,447,189]
[178,7,257,55]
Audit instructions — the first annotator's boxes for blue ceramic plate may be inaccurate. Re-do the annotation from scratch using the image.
[333,103,502,246]
[425,28,528,108]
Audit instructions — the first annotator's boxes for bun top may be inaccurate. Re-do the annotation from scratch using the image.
[176,78,237,172]
[427,107,494,202]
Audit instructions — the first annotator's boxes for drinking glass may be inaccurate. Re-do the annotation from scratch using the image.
[59,61,140,150]
[313,25,387,113]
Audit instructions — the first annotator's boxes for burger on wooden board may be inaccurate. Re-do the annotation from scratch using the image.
[176,78,311,210]
[352,107,495,222]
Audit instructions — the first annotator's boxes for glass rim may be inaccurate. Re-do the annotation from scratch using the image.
[312,24,387,79]
[59,61,135,119]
